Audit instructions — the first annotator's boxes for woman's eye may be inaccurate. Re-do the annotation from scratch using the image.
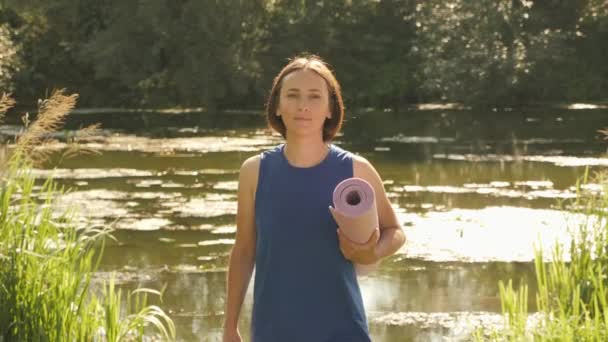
[309,95,321,99]
[286,94,297,98]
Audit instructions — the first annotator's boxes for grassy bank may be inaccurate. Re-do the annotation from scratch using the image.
[0,92,175,341]
[476,167,608,341]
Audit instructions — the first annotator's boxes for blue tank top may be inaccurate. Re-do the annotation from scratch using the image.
[252,143,371,342]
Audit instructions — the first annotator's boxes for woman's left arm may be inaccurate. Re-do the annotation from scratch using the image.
[355,156,406,259]
[337,156,406,264]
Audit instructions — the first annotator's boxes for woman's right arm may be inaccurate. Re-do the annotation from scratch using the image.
[223,155,260,341]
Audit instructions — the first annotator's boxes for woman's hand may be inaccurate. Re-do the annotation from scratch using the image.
[223,328,242,342]
[337,227,380,265]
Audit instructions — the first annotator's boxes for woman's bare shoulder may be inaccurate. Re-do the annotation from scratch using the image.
[239,155,261,194]
[352,153,387,192]
[351,154,375,179]
[241,154,261,173]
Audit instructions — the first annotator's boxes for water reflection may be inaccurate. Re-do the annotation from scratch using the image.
[102,246,536,341]
[38,131,280,154]
[434,153,608,167]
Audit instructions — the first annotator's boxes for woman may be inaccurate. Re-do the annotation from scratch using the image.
[223,55,406,342]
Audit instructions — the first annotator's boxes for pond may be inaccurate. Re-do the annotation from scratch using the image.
[5,105,607,341]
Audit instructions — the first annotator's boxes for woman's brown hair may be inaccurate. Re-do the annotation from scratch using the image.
[265,55,345,142]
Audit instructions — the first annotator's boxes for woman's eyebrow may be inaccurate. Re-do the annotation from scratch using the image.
[285,88,322,92]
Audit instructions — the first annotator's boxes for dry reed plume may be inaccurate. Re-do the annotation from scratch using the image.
[0,90,101,168]
[14,89,77,165]
[0,93,15,120]
[0,93,15,169]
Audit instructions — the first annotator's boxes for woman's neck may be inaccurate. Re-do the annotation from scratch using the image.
[283,136,329,168]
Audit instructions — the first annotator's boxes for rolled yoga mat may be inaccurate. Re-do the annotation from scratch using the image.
[329,177,379,276]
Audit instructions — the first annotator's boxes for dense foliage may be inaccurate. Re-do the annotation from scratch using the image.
[1,0,607,109]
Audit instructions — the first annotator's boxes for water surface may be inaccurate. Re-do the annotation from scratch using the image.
[4,106,607,341]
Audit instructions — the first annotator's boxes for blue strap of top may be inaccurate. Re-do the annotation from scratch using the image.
[252,144,371,342]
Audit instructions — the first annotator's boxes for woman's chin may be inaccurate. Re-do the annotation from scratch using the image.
[287,128,324,139]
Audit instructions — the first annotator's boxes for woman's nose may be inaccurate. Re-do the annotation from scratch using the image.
[298,101,309,112]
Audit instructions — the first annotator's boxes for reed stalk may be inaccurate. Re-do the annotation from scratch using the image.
[0,92,175,341]
[476,167,608,341]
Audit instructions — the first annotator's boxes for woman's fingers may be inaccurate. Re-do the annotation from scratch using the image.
[338,228,379,248]
[366,228,380,247]
[337,227,380,260]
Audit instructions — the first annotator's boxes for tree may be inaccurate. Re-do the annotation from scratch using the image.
[83,0,267,109]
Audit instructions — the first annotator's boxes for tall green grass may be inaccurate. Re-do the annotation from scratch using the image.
[476,167,608,341]
[0,92,175,341]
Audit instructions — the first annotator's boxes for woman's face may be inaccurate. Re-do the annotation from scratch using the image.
[277,69,331,140]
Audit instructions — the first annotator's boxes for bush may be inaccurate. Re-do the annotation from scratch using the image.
[0,91,175,341]
[476,167,608,341]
